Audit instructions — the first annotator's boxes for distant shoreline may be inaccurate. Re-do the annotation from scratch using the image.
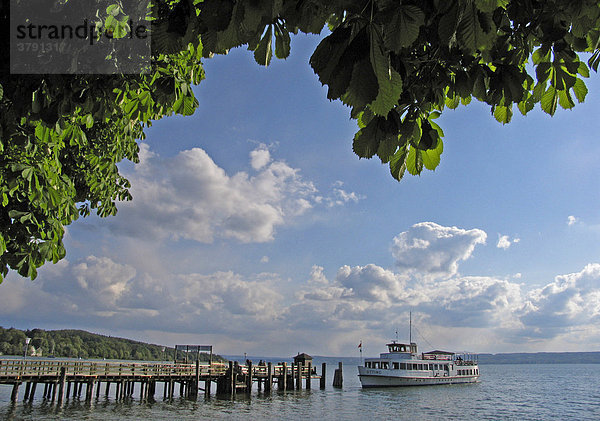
[476,352,600,364]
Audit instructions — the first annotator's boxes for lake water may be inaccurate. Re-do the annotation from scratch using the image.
[1,362,599,420]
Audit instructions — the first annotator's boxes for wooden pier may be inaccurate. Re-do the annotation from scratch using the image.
[0,358,330,404]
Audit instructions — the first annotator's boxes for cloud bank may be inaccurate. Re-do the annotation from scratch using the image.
[4,222,600,354]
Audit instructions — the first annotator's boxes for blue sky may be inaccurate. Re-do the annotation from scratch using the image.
[2,33,600,357]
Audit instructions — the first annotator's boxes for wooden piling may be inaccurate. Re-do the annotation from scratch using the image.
[306,362,312,389]
[333,362,343,388]
[51,382,57,402]
[105,381,111,397]
[29,382,37,402]
[232,361,239,397]
[11,383,20,402]
[246,360,252,392]
[320,363,326,389]
[205,378,211,396]
[150,381,156,399]
[193,360,200,398]
[168,379,174,400]
[296,362,302,390]
[266,362,273,392]
[85,381,93,402]
[58,367,66,405]
[24,382,31,401]
[281,362,287,391]
[227,361,234,394]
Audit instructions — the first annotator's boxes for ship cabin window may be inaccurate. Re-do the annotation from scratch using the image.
[381,362,389,369]
[400,363,406,370]
[365,362,371,368]
[429,364,434,370]
[393,363,399,369]
[388,344,408,353]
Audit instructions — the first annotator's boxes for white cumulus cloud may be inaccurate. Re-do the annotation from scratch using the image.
[325,181,365,207]
[391,222,487,277]
[109,144,318,243]
[497,234,520,250]
[250,144,272,170]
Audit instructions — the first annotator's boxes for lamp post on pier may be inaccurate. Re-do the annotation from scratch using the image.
[23,337,31,358]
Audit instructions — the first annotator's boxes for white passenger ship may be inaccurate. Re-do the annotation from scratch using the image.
[358,341,480,387]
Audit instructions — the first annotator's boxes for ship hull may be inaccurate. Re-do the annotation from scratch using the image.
[359,373,479,388]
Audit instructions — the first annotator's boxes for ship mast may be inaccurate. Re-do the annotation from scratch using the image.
[409,311,412,344]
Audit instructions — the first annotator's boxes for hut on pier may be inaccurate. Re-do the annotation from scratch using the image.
[293,353,313,366]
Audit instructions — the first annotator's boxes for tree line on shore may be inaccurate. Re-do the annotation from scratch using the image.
[0,326,224,362]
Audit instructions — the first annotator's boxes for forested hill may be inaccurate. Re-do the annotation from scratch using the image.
[478,352,600,364]
[0,327,225,362]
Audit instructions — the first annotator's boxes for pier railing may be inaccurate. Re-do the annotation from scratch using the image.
[0,359,228,380]
[0,359,320,380]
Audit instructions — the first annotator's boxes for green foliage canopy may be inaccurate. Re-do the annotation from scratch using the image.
[1,0,599,281]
